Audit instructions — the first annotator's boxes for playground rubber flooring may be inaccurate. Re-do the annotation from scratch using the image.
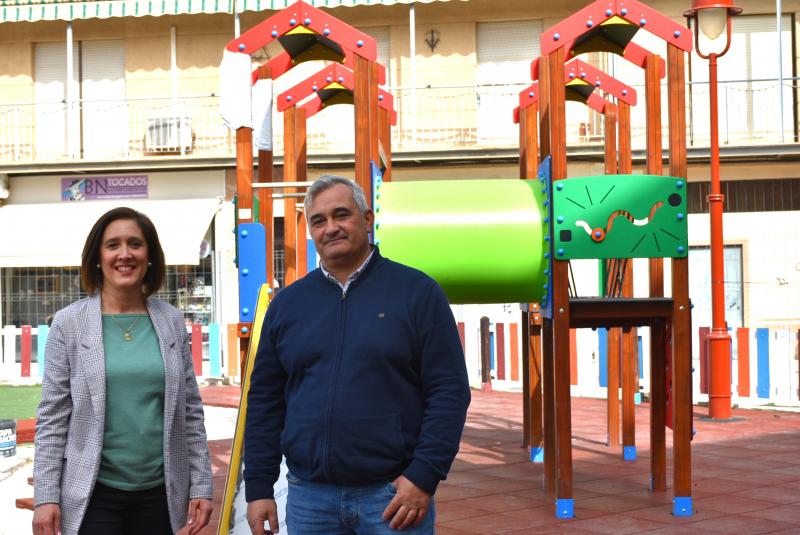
[199,386,800,534]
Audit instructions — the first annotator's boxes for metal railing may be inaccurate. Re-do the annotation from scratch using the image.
[0,79,796,164]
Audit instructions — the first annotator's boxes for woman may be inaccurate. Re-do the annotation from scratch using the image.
[32,207,214,535]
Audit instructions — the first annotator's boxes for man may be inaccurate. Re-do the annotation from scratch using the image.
[244,175,470,534]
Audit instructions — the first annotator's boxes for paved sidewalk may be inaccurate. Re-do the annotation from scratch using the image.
[7,387,799,534]
[201,385,800,534]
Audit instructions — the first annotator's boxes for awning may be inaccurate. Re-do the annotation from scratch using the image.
[0,0,452,24]
[0,198,222,267]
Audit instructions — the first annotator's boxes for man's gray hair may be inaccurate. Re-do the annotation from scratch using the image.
[304,175,369,219]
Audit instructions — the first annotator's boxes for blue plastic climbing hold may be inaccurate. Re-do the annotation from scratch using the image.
[623,446,637,461]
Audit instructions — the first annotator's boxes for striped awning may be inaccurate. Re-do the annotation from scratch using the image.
[0,0,452,23]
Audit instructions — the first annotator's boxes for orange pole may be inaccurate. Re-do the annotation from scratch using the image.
[706,52,732,419]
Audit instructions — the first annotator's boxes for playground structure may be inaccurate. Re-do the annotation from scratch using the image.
[222,0,696,524]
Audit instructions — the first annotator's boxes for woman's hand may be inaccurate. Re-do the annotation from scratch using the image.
[184,498,213,535]
[32,503,61,535]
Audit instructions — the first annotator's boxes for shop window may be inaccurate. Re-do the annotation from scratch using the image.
[2,261,214,328]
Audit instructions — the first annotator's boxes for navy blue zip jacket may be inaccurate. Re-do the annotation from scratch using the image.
[243,249,471,501]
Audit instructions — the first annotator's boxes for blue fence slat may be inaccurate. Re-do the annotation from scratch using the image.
[756,328,770,399]
[37,325,49,376]
[209,323,221,377]
[489,331,495,370]
[307,239,317,270]
[598,328,608,387]
[637,334,643,379]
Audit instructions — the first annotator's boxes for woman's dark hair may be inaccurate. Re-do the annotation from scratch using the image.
[80,207,166,298]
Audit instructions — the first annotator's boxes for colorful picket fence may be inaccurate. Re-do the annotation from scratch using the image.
[697,327,800,403]
[0,323,238,380]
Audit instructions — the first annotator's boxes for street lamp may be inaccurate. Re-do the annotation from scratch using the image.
[685,0,742,420]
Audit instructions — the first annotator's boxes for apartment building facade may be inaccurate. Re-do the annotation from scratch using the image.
[0,0,798,346]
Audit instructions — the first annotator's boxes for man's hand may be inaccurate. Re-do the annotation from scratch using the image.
[247,499,279,535]
[184,498,213,535]
[32,503,61,535]
[382,475,431,530]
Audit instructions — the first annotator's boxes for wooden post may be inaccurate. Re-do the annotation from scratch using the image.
[618,100,637,457]
[519,99,540,453]
[529,306,544,460]
[520,103,539,179]
[283,107,298,286]
[257,150,274,287]
[645,53,667,492]
[538,53,556,495]
[604,102,620,449]
[521,309,531,448]
[548,46,573,510]
[607,327,621,448]
[236,128,254,223]
[296,107,308,277]
[668,42,692,504]
[353,55,379,203]
[480,317,492,391]
[379,106,393,182]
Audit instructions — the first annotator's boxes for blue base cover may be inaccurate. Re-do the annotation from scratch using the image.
[530,447,544,463]
[673,496,693,517]
[623,446,637,461]
[634,392,642,404]
[555,498,574,519]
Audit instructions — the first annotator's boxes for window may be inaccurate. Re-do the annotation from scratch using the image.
[688,14,795,145]
[688,245,744,329]
[34,39,127,160]
[476,20,543,144]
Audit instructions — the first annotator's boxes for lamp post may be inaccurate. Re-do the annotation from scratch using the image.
[685,0,741,420]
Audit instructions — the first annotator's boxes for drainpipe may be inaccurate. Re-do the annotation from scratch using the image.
[409,2,417,144]
[66,21,76,158]
[777,0,784,142]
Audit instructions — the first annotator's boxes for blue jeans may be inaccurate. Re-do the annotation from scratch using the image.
[286,473,436,534]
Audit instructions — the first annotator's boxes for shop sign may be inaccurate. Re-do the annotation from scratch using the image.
[61,175,148,201]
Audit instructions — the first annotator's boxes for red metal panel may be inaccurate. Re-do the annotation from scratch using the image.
[737,328,750,397]
[226,0,378,60]
[278,63,395,115]
[21,326,31,378]
[191,324,203,376]
[496,323,506,381]
[540,0,691,56]
[699,326,710,394]
[565,59,637,106]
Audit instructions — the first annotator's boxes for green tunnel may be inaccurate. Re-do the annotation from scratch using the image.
[373,179,550,304]
[372,175,688,305]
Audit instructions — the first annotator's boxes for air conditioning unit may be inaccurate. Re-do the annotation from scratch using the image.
[145,116,193,153]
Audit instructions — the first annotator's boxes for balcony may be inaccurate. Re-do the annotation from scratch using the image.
[0,79,796,167]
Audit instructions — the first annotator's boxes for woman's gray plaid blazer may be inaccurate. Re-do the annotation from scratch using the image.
[33,293,214,535]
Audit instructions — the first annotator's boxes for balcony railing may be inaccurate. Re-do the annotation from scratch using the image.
[0,79,796,165]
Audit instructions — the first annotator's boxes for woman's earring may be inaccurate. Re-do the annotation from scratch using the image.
[147,261,152,267]
[96,263,101,269]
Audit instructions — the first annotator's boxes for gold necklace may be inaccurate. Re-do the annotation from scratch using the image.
[108,314,140,342]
